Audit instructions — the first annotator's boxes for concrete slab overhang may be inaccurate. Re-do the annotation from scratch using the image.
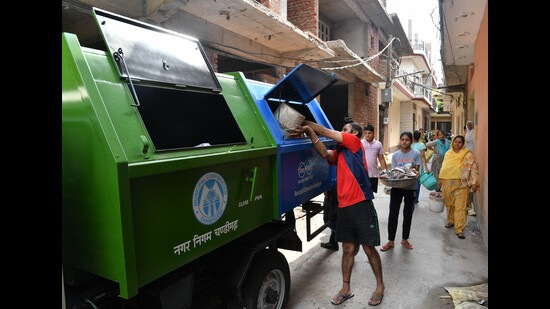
[323,40,385,83]
[63,0,384,79]
[439,0,487,87]
[147,0,335,66]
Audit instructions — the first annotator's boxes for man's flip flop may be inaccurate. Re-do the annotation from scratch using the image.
[368,293,384,306]
[331,293,354,305]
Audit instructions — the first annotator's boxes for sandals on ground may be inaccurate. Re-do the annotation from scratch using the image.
[401,241,413,250]
[331,293,354,305]
[368,293,384,306]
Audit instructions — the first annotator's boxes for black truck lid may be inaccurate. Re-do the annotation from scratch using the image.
[263,63,338,104]
[93,7,221,92]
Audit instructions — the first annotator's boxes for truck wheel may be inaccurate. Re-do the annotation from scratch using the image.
[240,250,290,309]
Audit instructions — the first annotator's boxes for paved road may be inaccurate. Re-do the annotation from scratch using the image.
[282,180,488,309]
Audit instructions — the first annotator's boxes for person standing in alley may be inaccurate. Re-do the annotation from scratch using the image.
[465,120,475,153]
[437,135,479,239]
[426,129,450,191]
[380,131,422,252]
[362,124,388,194]
[418,128,427,144]
[320,183,339,251]
[411,130,429,204]
[291,120,385,306]
[463,120,476,215]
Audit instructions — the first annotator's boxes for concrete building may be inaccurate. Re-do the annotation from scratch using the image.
[382,45,438,152]
[438,0,488,248]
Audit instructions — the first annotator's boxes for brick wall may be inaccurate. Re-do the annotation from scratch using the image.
[258,0,281,15]
[287,0,318,35]
[253,73,279,84]
[203,47,218,72]
[367,23,384,76]
[352,80,378,132]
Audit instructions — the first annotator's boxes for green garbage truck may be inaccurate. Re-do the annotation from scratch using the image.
[62,8,337,309]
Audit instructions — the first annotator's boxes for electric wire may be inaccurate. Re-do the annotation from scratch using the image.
[200,36,400,72]
[319,37,400,71]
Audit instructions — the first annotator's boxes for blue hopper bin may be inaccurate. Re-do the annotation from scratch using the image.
[227,64,338,216]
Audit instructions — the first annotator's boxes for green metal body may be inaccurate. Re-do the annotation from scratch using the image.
[62,32,279,299]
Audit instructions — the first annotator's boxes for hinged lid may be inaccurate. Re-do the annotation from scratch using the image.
[263,63,338,104]
[93,7,221,92]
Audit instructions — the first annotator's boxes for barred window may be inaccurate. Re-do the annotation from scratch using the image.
[318,19,330,41]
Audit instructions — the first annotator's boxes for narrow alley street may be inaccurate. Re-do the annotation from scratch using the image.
[282,165,488,309]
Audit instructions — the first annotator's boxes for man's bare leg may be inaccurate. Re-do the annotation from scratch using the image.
[331,242,356,301]
[363,245,385,301]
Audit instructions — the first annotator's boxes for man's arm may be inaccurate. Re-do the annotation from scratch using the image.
[420,149,429,172]
[425,140,435,150]
[292,121,337,164]
[377,153,387,171]
[302,120,343,143]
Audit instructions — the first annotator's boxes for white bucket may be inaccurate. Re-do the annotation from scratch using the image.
[428,198,444,213]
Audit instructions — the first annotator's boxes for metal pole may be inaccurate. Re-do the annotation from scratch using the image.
[386,35,393,89]
[381,35,393,151]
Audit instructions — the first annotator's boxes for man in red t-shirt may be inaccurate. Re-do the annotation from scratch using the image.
[291,120,385,307]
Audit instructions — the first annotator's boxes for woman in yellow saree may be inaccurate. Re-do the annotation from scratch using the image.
[437,135,479,239]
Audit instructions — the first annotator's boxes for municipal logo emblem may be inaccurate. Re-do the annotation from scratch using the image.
[192,172,228,225]
[298,157,313,178]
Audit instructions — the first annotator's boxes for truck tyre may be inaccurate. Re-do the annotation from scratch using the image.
[240,250,290,309]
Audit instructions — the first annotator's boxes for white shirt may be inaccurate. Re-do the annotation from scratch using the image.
[465,128,474,152]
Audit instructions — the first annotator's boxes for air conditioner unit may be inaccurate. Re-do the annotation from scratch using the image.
[383,117,389,124]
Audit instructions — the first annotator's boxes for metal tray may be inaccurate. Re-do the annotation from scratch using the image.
[379,177,417,189]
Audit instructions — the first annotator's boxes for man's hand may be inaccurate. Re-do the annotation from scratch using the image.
[290,125,309,137]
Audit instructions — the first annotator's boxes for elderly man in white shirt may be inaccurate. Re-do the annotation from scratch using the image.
[465,121,475,153]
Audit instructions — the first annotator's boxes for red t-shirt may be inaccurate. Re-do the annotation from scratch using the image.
[333,133,373,208]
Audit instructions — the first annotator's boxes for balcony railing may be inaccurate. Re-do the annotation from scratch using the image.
[394,68,435,109]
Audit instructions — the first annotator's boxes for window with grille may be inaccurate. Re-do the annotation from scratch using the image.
[318,19,330,41]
